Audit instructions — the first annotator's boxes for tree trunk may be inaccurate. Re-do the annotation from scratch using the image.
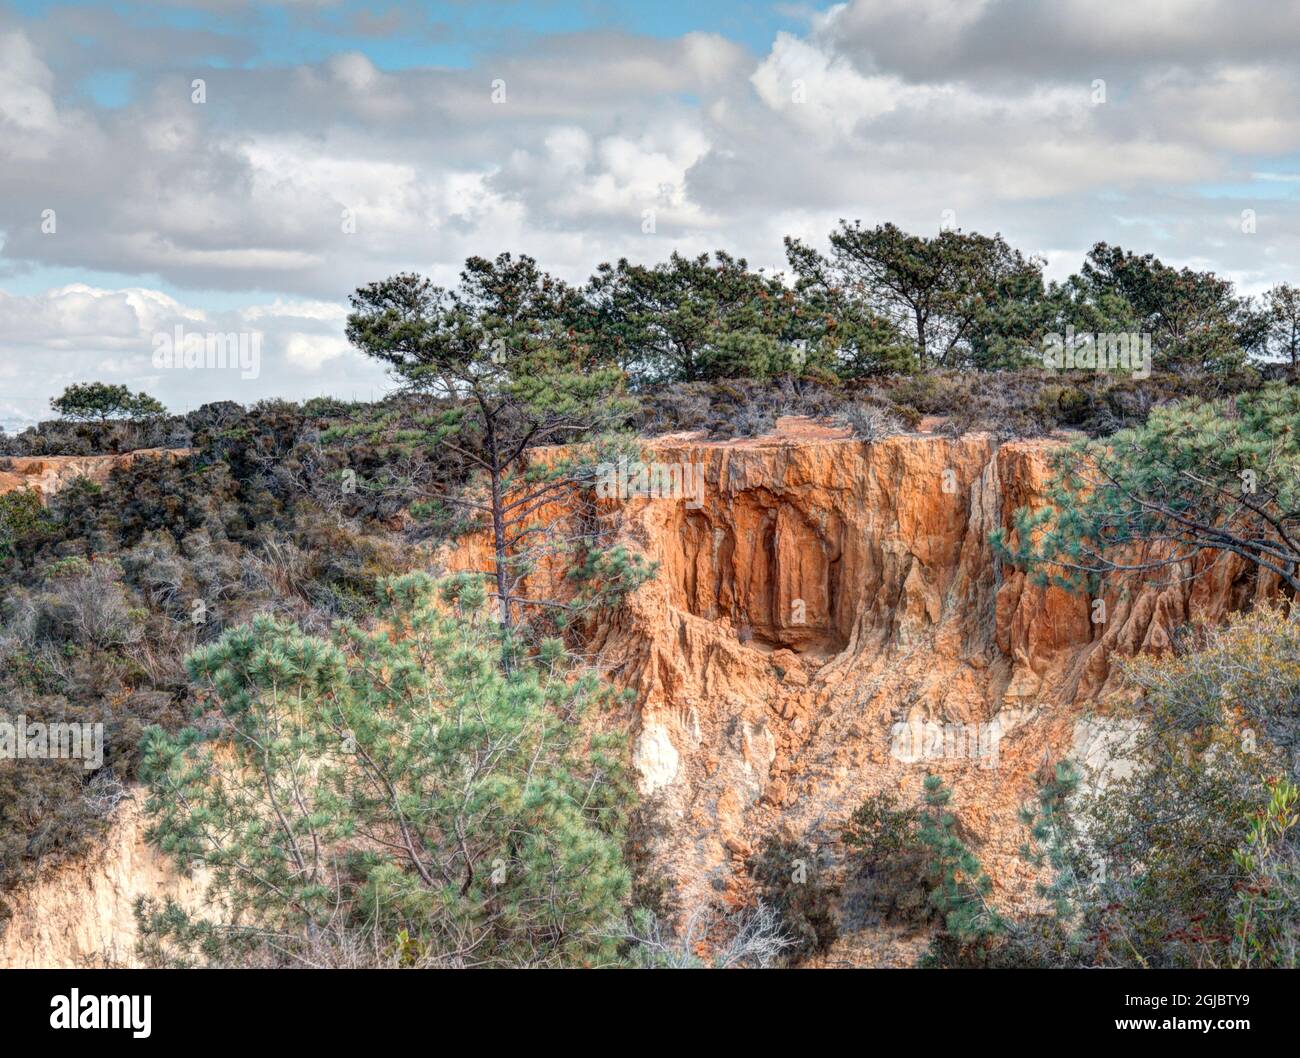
[489,467,511,632]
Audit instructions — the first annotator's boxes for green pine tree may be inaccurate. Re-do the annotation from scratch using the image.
[50,382,166,422]
[1019,761,1084,923]
[138,572,634,968]
[996,384,1300,597]
[586,250,809,385]
[785,222,1045,371]
[918,775,1004,956]
[344,254,651,635]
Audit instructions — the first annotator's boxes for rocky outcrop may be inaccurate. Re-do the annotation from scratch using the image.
[0,789,206,968]
[506,420,1269,934]
[0,449,190,502]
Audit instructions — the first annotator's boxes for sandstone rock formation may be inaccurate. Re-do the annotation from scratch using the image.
[0,449,190,502]
[487,420,1269,943]
[0,789,206,968]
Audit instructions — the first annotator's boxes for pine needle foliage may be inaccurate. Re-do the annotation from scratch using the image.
[996,384,1300,596]
[138,572,634,967]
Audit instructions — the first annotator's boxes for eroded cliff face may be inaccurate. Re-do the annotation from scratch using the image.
[0,790,206,968]
[0,425,1270,966]
[546,421,1269,943]
[0,449,190,501]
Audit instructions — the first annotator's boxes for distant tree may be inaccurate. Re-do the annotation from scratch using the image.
[1045,274,1143,340]
[785,223,1045,371]
[345,253,650,635]
[1074,243,1261,372]
[139,573,634,968]
[586,251,806,385]
[50,382,165,423]
[997,385,1300,596]
[783,238,917,378]
[1264,282,1300,375]
[964,250,1054,369]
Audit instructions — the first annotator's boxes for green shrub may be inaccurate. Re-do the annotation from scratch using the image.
[1231,777,1300,968]
[842,789,930,926]
[0,489,52,564]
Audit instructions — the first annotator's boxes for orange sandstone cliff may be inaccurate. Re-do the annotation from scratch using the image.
[0,449,190,502]
[454,419,1270,952]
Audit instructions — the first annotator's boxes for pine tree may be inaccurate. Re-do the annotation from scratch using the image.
[785,222,1045,371]
[1075,242,1262,373]
[138,572,633,967]
[1264,282,1300,376]
[918,775,1004,950]
[783,237,916,378]
[996,384,1300,596]
[50,382,166,422]
[345,254,650,635]
[1019,761,1084,923]
[586,250,807,385]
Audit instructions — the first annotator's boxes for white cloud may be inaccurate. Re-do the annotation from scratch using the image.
[0,30,60,157]
[241,298,348,323]
[818,0,1300,79]
[0,283,388,429]
[284,332,350,370]
[751,31,922,135]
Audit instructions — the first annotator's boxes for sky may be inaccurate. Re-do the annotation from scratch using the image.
[1,0,1299,432]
